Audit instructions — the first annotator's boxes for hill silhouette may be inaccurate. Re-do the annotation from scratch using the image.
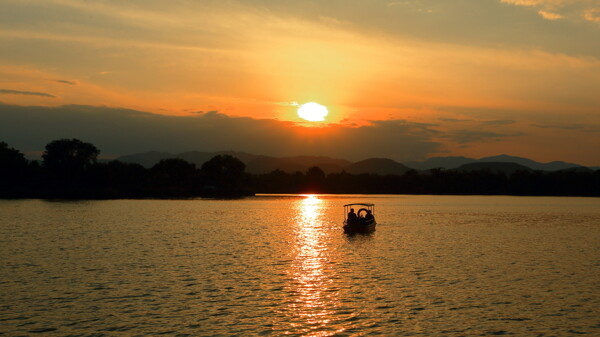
[118,150,594,174]
[556,166,594,173]
[405,154,585,171]
[117,151,174,168]
[246,155,348,175]
[344,158,411,175]
[245,157,306,174]
[286,155,351,168]
[2,139,599,198]
[456,162,532,175]
[404,156,474,170]
[118,150,256,169]
[117,151,351,174]
[477,154,584,171]
[117,152,413,175]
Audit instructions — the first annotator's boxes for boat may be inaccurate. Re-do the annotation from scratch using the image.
[343,203,376,234]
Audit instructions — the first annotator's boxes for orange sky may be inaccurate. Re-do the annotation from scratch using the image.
[1,0,599,164]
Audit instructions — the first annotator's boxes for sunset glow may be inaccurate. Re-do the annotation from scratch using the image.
[0,1,599,165]
[2,2,600,334]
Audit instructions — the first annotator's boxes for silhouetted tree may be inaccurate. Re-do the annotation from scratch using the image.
[90,160,148,198]
[150,158,198,196]
[201,155,249,196]
[0,142,29,195]
[38,139,100,197]
[260,169,293,193]
[0,141,28,173]
[42,139,99,175]
[305,166,326,192]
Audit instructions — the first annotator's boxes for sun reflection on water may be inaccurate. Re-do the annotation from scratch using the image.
[281,195,345,336]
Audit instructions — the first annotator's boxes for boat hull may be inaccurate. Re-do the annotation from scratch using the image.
[343,221,376,234]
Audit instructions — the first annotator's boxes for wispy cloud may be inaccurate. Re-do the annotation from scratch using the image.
[530,122,600,132]
[189,110,219,115]
[439,117,472,123]
[500,0,584,8]
[538,10,563,20]
[54,79,77,85]
[500,0,599,22]
[482,119,516,126]
[584,8,600,22]
[444,130,524,144]
[0,89,55,98]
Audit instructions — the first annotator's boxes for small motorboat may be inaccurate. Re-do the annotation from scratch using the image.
[343,203,376,234]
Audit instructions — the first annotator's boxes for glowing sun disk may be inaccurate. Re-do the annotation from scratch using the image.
[297,102,328,122]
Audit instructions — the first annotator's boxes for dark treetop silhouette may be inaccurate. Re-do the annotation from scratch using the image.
[0,139,599,199]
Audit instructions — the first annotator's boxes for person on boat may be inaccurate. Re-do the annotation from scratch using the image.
[364,210,375,223]
[347,208,358,224]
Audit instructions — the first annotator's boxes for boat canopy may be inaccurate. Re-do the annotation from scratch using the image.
[344,203,374,207]
[344,203,375,219]
[343,203,376,225]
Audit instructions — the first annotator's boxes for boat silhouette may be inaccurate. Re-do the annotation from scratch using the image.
[343,203,376,234]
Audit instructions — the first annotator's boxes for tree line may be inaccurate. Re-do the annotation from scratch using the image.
[253,167,600,196]
[1,139,599,198]
[0,139,251,198]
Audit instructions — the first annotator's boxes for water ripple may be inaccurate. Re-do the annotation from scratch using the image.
[1,196,599,336]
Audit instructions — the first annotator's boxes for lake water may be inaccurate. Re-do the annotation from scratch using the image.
[1,195,599,336]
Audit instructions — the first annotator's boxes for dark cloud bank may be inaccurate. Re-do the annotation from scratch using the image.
[0,103,444,162]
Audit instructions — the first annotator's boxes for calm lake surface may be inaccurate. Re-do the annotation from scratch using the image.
[1,195,599,336]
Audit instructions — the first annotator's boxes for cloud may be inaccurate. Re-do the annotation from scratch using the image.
[530,122,600,132]
[189,110,218,115]
[1,0,599,117]
[482,119,516,126]
[2,103,598,165]
[439,117,472,123]
[500,0,562,6]
[0,103,441,162]
[499,0,584,8]
[387,1,411,7]
[54,79,77,85]
[0,89,55,98]
[538,10,563,20]
[500,0,598,22]
[444,130,524,144]
[584,8,600,22]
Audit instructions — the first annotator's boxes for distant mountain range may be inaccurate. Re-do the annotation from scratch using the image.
[405,154,597,171]
[116,151,597,175]
[345,158,411,175]
[117,151,352,174]
[455,162,533,175]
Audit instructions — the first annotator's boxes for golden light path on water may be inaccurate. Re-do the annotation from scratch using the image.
[283,195,346,336]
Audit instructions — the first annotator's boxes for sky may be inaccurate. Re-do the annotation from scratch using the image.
[1,0,599,165]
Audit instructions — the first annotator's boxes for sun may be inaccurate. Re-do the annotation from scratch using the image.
[297,102,328,122]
